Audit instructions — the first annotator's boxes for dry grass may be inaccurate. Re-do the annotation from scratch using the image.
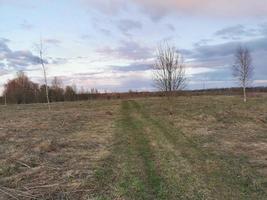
[1,95,267,199]
[141,95,267,183]
[0,100,119,199]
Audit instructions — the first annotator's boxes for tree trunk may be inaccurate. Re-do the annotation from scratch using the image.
[243,86,247,103]
[4,93,7,106]
[42,62,51,110]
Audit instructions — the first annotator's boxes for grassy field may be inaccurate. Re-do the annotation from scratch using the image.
[0,95,267,199]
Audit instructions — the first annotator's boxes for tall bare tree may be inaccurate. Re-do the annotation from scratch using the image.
[153,42,186,94]
[233,46,253,102]
[36,38,50,110]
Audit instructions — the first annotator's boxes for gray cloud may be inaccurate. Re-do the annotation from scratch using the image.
[191,24,267,59]
[166,24,175,32]
[99,28,112,36]
[20,20,34,30]
[259,22,267,35]
[44,38,61,46]
[96,40,153,60]
[184,36,267,86]
[195,37,267,60]
[0,38,50,70]
[110,62,152,72]
[0,38,11,55]
[193,39,213,47]
[80,34,91,40]
[48,57,68,65]
[0,62,9,76]
[214,25,258,40]
[73,71,104,77]
[117,19,142,35]
[6,50,42,68]
[192,67,232,82]
[251,50,267,80]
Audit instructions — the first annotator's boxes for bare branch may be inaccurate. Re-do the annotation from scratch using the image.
[152,42,187,93]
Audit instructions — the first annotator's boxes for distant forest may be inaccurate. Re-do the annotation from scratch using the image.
[0,71,267,105]
[0,71,97,104]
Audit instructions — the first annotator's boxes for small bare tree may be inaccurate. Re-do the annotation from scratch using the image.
[153,42,186,115]
[36,38,50,110]
[153,42,186,94]
[233,46,253,102]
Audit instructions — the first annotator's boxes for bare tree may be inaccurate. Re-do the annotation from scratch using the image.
[233,46,253,102]
[153,42,186,94]
[36,38,50,110]
[153,42,187,115]
[51,77,64,102]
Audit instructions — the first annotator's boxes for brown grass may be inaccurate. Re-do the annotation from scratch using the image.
[1,95,267,199]
[0,100,119,199]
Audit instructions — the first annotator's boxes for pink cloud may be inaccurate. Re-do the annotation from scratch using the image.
[83,0,267,19]
[135,0,267,19]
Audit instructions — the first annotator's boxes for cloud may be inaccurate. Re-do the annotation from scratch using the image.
[83,0,267,20]
[7,51,41,67]
[80,0,126,15]
[250,50,267,80]
[259,22,267,35]
[134,0,267,20]
[193,39,213,47]
[110,62,152,72]
[96,40,153,60]
[191,67,232,82]
[0,63,9,76]
[20,20,34,30]
[99,28,112,36]
[214,25,258,40]
[80,34,91,40]
[191,37,267,61]
[73,71,104,77]
[49,57,68,65]
[117,19,142,35]
[0,38,47,70]
[0,38,11,56]
[183,35,267,85]
[166,24,175,32]
[44,38,61,46]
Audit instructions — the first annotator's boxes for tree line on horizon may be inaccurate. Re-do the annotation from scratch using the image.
[0,70,266,105]
[1,71,101,104]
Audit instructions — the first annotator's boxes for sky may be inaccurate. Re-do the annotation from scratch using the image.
[0,0,267,93]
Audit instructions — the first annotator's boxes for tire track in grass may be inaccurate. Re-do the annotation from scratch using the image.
[93,101,169,200]
[130,100,211,199]
[131,100,267,200]
[117,100,167,200]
